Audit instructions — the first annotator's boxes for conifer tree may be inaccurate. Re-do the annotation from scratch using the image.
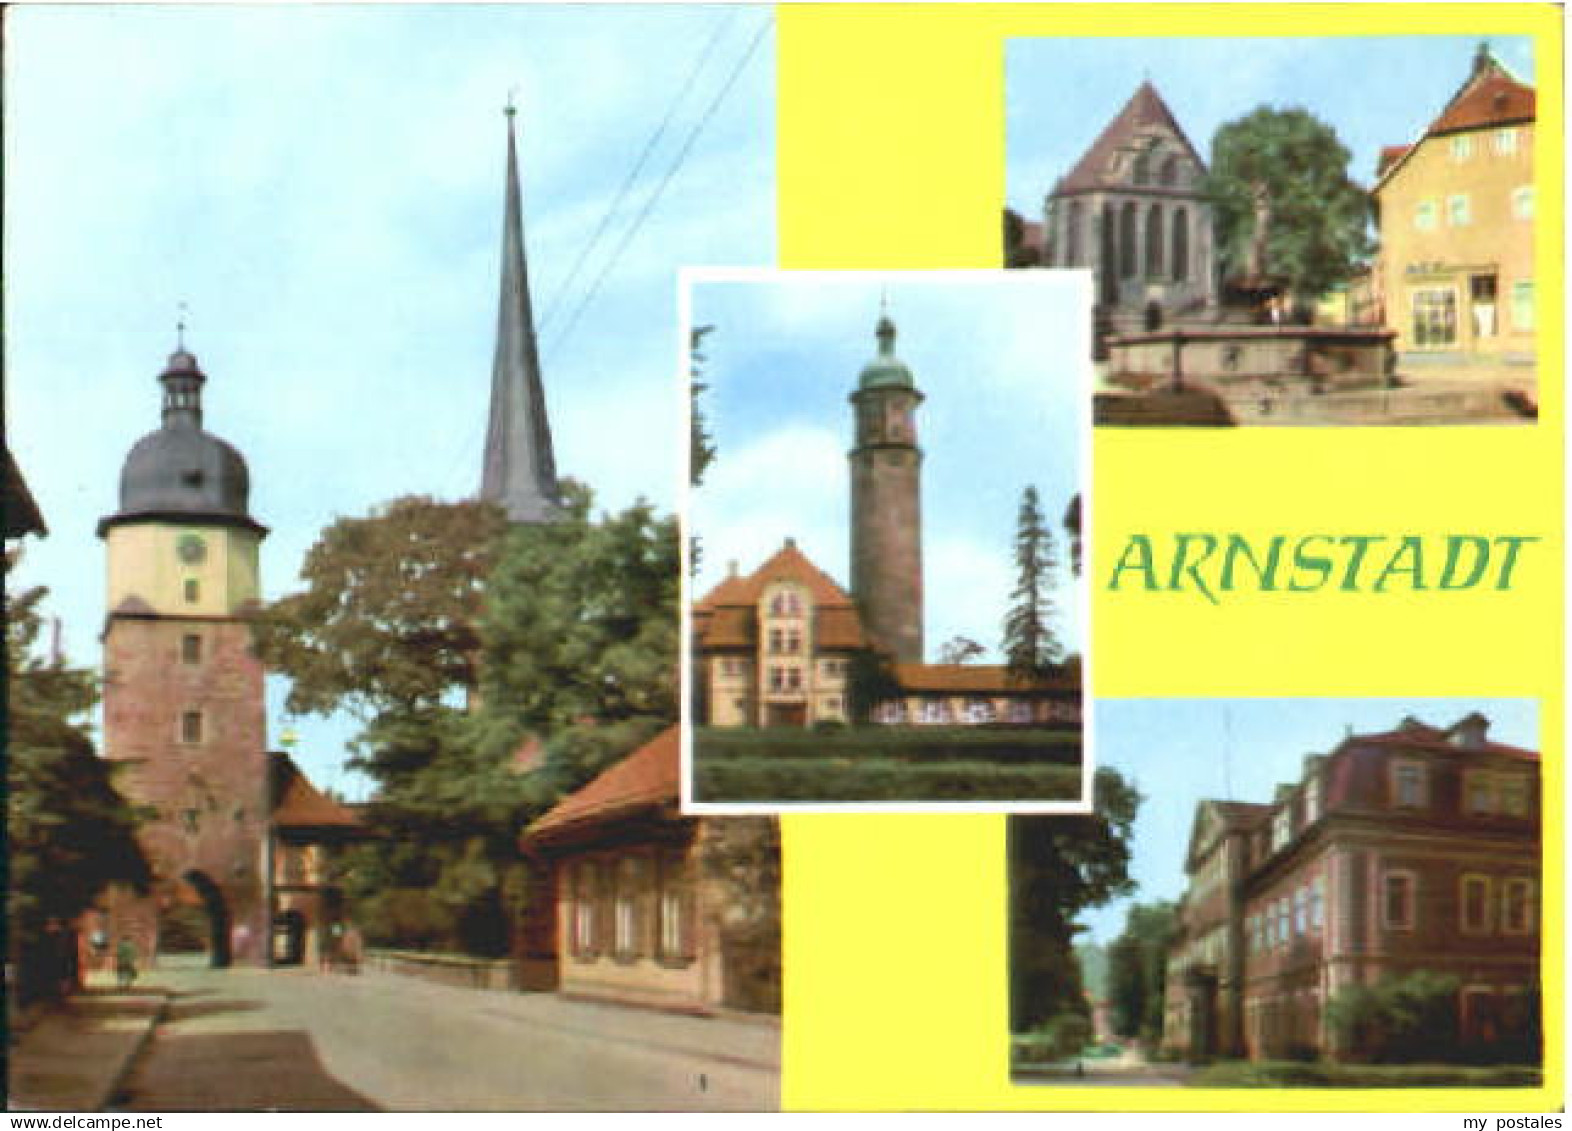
[1003,486,1064,681]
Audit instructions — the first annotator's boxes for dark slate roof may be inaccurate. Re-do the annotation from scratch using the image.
[99,348,265,537]
[1056,81,1205,195]
[480,111,562,525]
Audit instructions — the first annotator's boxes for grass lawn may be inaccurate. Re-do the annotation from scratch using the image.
[1188,1060,1543,1088]
[692,726,1084,803]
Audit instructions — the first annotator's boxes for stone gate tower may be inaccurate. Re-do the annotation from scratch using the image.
[848,313,924,663]
[98,343,269,967]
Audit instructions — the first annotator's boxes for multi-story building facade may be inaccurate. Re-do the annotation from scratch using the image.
[692,539,864,728]
[1373,46,1536,386]
[1163,712,1540,1062]
[1042,81,1218,329]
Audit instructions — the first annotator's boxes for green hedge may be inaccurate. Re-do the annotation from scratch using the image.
[694,726,1082,766]
[693,757,1082,803]
[1189,1061,1542,1088]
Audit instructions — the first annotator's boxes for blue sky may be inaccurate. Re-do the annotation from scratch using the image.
[690,271,1090,663]
[1006,35,1536,215]
[1077,697,1540,945]
[6,5,774,800]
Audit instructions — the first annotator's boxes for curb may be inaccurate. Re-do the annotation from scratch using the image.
[94,992,171,1111]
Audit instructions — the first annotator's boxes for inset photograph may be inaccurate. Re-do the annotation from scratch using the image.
[683,270,1092,811]
[1006,37,1539,426]
[1009,699,1542,1088]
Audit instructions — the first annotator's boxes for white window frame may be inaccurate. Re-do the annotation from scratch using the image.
[1450,134,1473,162]
[1447,193,1471,226]
[1494,127,1517,155]
[1512,185,1534,221]
[1414,199,1438,231]
[1391,759,1428,808]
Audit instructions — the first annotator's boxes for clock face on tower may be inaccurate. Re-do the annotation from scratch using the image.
[176,533,208,565]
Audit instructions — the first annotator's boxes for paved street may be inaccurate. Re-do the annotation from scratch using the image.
[112,957,778,1111]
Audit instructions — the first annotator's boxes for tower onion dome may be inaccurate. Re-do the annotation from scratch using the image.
[857,314,915,390]
[97,346,265,536]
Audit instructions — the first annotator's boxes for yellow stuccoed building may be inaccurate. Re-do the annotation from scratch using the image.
[1373,45,1536,392]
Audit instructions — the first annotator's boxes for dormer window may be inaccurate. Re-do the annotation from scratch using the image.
[1304,773,1322,824]
[1271,809,1291,851]
[1392,760,1427,808]
[1500,776,1531,817]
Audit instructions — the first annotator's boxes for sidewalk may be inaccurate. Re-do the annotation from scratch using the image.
[7,972,170,1112]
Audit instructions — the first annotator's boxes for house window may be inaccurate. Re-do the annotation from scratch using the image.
[1495,127,1517,155]
[1502,879,1535,934]
[1500,777,1530,817]
[1414,199,1438,231]
[768,667,785,692]
[1411,289,1456,347]
[1271,809,1291,851]
[184,577,201,604]
[1310,878,1325,931]
[1006,700,1033,725]
[785,629,801,654]
[1391,761,1427,808]
[572,861,601,957]
[181,634,203,665]
[1292,888,1306,935]
[1465,772,1496,815]
[1511,281,1534,331]
[1512,185,1534,220]
[1276,898,1289,946]
[1382,871,1416,930]
[784,667,802,692]
[768,629,783,654]
[1460,874,1492,934]
[1304,774,1322,824]
[963,698,995,724]
[180,710,204,745]
[875,701,906,725]
[613,857,644,960]
[1447,193,1471,226]
[918,698,950,725]
[657,852,693,963]
[1450,134,1473,162]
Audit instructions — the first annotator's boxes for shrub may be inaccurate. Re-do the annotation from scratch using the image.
[693,757,1082,803]
[1327,970,1460,1064]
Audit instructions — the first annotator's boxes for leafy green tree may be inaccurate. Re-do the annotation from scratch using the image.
[1008,769,1141,1032]
[7,573,150,1001]
[1107,900,1178,1042]
[254,496,508,719]
[1003,485,1064,681]
[1004,207,1042,268]
[474,482,679,742]
[1205,106,1374,302]
[691,324,717,488]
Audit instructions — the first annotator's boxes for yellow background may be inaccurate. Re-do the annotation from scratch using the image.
[775,3,1564,1111]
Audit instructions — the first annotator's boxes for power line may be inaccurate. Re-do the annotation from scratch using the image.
[536,8,739,340]
[544,14,770,366]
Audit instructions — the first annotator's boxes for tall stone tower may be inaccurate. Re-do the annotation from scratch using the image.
[848,312,924,663]
[480,105,562,523]
[98,342,269,967]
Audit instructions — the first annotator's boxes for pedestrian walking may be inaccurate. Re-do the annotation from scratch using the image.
[115,937,138,990]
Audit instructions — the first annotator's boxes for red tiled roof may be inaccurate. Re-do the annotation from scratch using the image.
[695,605,757,649]
[271,755,361,830]
[1428,55,1535,136]
[816,606,868,650]
[1376,144,1412,177]
[696,540,856,610]
[1057,81,1205,195]
[1376,51,1535,191]
[525,726,680,841]
[891,662,1081,694]
[1351,723,1538,763]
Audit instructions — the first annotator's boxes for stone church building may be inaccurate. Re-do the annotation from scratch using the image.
[1040,81,1218,333]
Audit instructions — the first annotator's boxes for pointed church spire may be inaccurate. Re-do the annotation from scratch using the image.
[481,100,561,524]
